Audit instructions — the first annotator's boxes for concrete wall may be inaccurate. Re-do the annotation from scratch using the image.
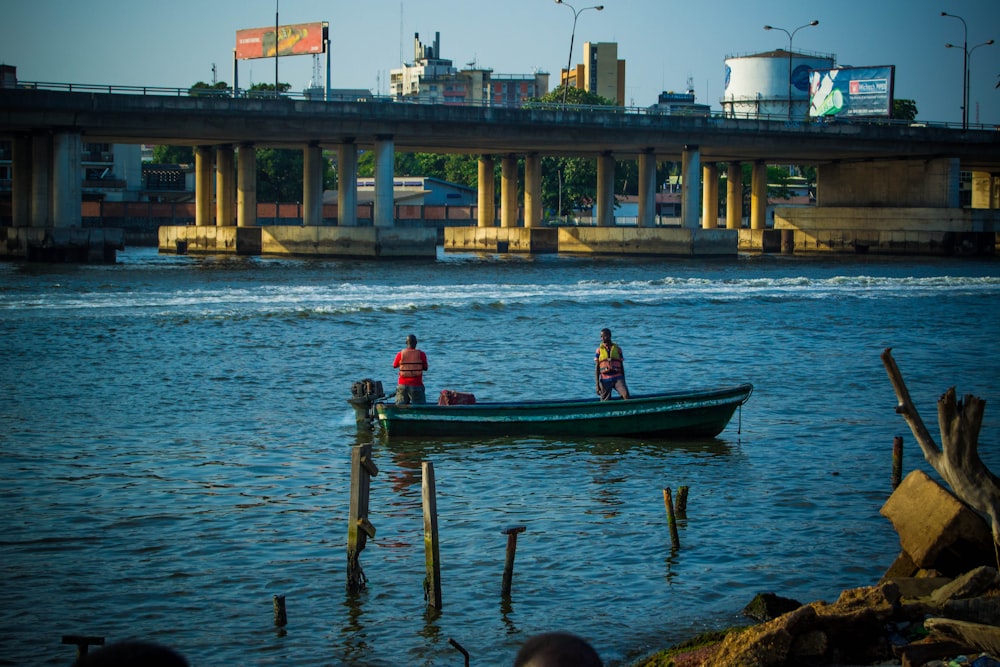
[817,158,959,208]
[772,206,999,255]
[444,227,558,253]
[558,227,736,256]
[0,226,122,262]
[159,225,436,258]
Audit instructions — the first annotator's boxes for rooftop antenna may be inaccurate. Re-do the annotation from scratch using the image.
[212,63,217,85]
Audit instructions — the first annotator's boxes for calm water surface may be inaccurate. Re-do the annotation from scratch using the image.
[1,248,999,666]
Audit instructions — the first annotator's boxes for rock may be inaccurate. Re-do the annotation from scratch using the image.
[742,592,803,622]
[924,617,1000,655]
[703,606,816,667]
[880,470,996,575]
[942,596,1000,626]
[886,575,953,600]
[930,567,1000,605]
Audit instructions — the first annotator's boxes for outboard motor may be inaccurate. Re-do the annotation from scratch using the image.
[349,379,385,430]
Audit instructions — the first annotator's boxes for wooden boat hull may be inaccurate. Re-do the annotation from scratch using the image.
[375,384,753,439]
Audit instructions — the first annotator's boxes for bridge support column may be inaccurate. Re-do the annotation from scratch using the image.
[52,132,82,228]
[195,146,214,226]
[501,154,518,228]
[701,162,719,229]
[971,171,999,209]
[337,141,358,226]
[216,145,235,226]
[596,152,615,226]
[750,160,768,230]
[477,156,495,227]
[11,135,30,227]
[681,145,701,229]
[638,149,657,227]
[303,142,323,226]
[373,136,394,227]
[524,153,542,228]
[30,133,52,227]
[726,162,743,229]
[237,143,257,227]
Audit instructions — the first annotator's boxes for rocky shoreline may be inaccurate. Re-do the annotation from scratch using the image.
[632,469,1000,667]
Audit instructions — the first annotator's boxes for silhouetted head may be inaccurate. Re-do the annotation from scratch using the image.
[77,641,188,667]
[513,632,603,667]
[406,334,418,347]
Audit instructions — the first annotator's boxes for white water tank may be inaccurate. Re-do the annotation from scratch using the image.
[722,50,835,120]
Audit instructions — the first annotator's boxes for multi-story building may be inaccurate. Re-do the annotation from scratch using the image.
[390,32,548,107]
[561,41,625,105]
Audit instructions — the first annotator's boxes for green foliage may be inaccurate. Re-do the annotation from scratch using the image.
[249,82,293,93]
[892,98,918,121]
[151,145,194,164]
[533,86,617,107]
[188,81,230,96]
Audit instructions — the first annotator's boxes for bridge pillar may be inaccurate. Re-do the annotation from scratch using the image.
[726,162,743,229]
[237,143,257,227]
[477,156,495,228]
[195,146,214,226]
[52,132,82,228]
[702,162,719,229]
[750,161,768,230]
[373,136,394,227]
[30,133,52,227]
[681,145,701,229]
[501,154,518,228]
[303,142,323,226]
[11,135,31,227]
[337,141,358,226]
[524,153,542,228]
[596,152,615,226]
[216,145,235,226]
[971,171,999,209]
[637,149,657,227]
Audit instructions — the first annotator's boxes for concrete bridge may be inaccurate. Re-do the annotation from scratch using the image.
[1,86,999,259]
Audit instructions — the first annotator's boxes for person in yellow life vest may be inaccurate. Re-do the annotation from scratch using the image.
[393,334,428,405]
[595,327,630,401]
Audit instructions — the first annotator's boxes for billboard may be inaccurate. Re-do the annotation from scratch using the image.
[809,66,894,118]
[236,22,328,60]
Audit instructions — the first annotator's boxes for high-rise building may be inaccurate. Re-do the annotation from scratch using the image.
[561,41,625,105]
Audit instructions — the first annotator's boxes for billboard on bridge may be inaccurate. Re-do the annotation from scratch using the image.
[236,22,328,60]
[809,65,895,119]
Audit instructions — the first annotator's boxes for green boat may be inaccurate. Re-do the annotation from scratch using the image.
[365,383,753,439]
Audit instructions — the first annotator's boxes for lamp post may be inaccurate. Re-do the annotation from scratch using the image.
[763,20,819,120]
[275,0,280,96]
[948,38,995,128]
[554,0,604,104]
[940,11,969,130]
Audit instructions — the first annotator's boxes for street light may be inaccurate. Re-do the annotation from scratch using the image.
[948,38,995,128]
[554,0,604,104]
[763,20,819,121]
[940,11,969,130]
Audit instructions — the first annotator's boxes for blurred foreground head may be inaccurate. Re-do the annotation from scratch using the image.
[513,631,603,667]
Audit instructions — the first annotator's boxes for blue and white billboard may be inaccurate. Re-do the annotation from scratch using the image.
[809,66,895,118]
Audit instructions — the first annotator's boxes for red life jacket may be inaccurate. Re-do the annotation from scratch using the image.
[398,348,424,378]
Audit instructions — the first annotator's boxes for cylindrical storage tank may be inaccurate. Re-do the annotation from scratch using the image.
[722,50,835,120]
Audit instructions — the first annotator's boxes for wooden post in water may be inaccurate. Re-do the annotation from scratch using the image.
[676,485,689,516]
[62,635,104,661]
[422,461,443,609]
[273,594,287,627]
[347,443,378,593]
[663,487,680,549]
[892,436,903,489]
[501,525,526,597]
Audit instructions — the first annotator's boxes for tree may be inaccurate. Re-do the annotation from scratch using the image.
[189,81,230,97]
[152,145,194,164]
[892,98,918,121]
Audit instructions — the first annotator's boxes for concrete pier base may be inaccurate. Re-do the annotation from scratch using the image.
[444,226,735,256]
[557,227,737,256]
[757,207,1000,256]
[0,227,123,262]
[159,226,437,258]
[444,227,558,253]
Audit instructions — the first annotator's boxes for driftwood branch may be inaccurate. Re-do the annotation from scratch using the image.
[881,348,1000,546]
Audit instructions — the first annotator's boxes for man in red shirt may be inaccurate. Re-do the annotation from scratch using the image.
[392,334,428,405]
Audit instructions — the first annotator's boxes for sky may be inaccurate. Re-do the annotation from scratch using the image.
[3,0,999,125]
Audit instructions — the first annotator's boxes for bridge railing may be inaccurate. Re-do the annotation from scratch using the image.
[5,80,992,131]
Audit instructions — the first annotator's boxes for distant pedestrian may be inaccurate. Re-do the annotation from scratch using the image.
[393,334,428,405]
[595,328,630,400]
